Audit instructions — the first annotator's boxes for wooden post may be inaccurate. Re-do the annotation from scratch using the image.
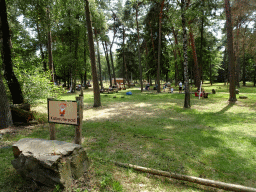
[75,94,83,145]
[49,123,56,140]
[79,89,83,123]
[48,98,56,140]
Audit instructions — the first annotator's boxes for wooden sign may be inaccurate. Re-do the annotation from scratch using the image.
[48,99,78,125]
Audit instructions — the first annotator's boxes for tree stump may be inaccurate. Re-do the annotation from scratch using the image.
[212,89,216,94]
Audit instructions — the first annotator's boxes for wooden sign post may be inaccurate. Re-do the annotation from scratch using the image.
[47,90,83,144]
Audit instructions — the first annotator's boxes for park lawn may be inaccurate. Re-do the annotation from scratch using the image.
[1,82,256,192]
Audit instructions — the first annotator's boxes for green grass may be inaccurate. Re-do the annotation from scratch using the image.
[1,82,256,191]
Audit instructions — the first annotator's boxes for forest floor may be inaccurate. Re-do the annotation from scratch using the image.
[1,82,256,192]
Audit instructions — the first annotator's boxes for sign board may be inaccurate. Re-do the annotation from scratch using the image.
[48,99,78,125]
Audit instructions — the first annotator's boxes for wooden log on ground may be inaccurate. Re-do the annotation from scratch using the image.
[10,107,34,123]
[112,161,256,192]
[10,103,31,111]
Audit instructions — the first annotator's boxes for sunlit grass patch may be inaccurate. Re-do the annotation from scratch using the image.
[2,83,256,191]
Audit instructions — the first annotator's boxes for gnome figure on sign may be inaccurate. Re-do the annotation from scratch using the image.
[59,103,67,116]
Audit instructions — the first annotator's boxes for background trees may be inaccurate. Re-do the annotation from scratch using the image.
[0,0,255,113]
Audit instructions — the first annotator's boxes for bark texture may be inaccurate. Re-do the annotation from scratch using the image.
[188,24,200,89]
[225,0,237,102]
[0,0,24,104]
[94,31,103,89]
[102,41,112,87]
[136,5,143,92]
[85,0,101,107]
[181,0,190,108]
[0,74,13,129]
[47,7,55,83]
[157,1,165,93]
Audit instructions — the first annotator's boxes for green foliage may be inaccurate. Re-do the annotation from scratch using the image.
[112,180,123,192]
[33,111,48,123]
[53,184,62,192]
[99,173,122,191]
[14,68,65,105]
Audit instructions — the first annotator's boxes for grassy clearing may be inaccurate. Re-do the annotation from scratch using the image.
[1,82,256,191]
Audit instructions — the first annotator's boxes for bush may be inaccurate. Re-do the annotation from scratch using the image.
[15,69,65,105]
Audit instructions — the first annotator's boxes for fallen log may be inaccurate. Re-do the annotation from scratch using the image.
[10,107,34,123]
[10,103,30,111]
[112,161,256,192]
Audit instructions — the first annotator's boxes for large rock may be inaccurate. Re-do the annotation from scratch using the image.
[11,138,90,188]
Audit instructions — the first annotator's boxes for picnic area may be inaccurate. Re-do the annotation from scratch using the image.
[1,81,256,192]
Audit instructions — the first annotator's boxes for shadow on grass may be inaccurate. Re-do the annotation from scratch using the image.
[216,102,235,114]
[77,96,256,190]
[3,90,255,191]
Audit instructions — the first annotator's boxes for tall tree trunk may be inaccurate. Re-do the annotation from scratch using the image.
[73,21,80,92]
[236,55,240,88]
[149,21,157,69]
[145,43,150,83]
[47,7,54,83]
[36,17,47,71]
[223,48,228,84]
[254,59,256,87]
[199,5,204,83]
[136,5,143,92]
[225,0,236,102]
[157,0,165,93]
[173,48,178,84]
[102,41,112,87]
[188,23,200,89]
[94,30,103,89]
[0,73,13,129]
[181,0,190,108]
[122,26,126,87]
[0,0,24,104]
[172,28,181,86]
[234,23,241,88]
[243,47,246,86]
[84,29,87,88]
[110,17,117,86]
[109,49,116,86]
[242,26,247,86]
[171,42,178,86]
[125,61,130,88]
[67,73,70,89]
[85,0,101,107]
[209,48,212,85]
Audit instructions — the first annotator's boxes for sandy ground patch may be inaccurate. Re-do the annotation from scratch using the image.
[83,102,156,121]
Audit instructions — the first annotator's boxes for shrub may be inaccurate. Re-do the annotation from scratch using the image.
[15,69,65,105]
